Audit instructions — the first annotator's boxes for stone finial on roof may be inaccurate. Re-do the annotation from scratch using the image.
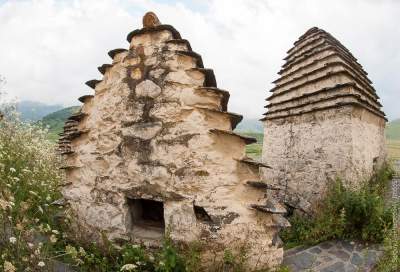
[143,11,161,28]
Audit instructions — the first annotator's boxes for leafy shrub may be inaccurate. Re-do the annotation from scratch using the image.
[281,165,394,248]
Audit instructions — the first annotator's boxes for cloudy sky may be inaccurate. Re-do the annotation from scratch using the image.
[0,0,399,120]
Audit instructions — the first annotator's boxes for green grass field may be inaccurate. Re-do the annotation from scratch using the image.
[386,139,400,160]
[240,132,400,161]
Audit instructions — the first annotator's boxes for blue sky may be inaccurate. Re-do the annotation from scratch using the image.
[0,0,399,120]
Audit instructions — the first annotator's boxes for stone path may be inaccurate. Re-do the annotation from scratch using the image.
[282,240,384,272]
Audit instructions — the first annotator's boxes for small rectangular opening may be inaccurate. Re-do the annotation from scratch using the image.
[128,198,165,230]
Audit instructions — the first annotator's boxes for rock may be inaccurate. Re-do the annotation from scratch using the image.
[320,262,346,272]
[121,122,163,140]
[350,252,363,266]
[283,252,315,270]
[135,80,162,98]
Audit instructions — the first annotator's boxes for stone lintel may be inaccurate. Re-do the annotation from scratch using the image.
[108,48,128,59]
[78,95,94,103]
[85,79,101,89]
[209,129,257,145]
[126,24,182,43]
[97,64,113,75]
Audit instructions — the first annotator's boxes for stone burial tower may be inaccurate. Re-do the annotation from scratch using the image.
[261,27,386,213]
[58,12,287,269]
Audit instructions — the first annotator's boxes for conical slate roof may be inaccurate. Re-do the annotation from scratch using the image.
[262,27,386,121]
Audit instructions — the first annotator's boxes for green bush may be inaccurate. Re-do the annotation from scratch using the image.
[281,165,394,248]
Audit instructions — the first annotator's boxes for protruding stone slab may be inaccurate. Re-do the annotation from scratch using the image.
[78,95,94,103]
[108,48,128,59]
[98,64,113,75]
[85,79,101,89]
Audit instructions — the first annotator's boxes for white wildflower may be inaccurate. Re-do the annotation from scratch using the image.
[28,191,38,197]
[49,234,57,243]
[52,229,59,235]
[9,168,16,173]
[37,261,45,267]
[3,261,16,272]
[78,247,86,256]
[120,264,137,271]
[9,237,16,244]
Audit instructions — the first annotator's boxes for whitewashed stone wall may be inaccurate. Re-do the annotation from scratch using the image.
[60,19,286,269]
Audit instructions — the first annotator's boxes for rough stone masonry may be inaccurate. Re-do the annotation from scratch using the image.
[262,27,387,213]
[58,12,288,269]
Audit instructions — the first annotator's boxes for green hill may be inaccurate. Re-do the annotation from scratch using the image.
[40,106,80,141]
[386,119,400,140]
[16,100,63,122]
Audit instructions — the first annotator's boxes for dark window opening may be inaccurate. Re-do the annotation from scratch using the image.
[194,205,212,222]
[373,157,379,171]
[128,198,165,229]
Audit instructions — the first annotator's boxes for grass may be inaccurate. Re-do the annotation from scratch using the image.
[237,132,263,160]
[386,139,400,160]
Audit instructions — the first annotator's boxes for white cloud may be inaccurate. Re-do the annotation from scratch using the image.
[0,0,399,120]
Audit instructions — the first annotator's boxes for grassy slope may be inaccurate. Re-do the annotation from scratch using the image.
[40,106,80,141]
[386,119,400,160]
